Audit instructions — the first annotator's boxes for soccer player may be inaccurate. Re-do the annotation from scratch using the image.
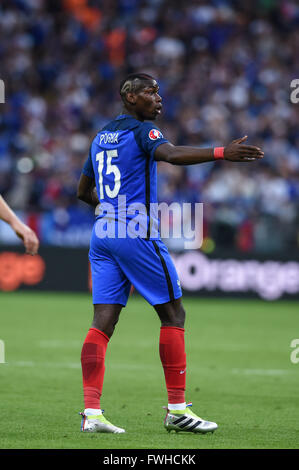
[77,73,264,434]
[0,195,39,255]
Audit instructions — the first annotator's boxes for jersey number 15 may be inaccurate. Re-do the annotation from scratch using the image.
[96,149,121,199]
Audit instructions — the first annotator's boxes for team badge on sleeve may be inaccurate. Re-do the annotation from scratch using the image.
[149,129,163,140]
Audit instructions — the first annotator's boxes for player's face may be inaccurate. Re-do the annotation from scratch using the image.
[135,80,162,120]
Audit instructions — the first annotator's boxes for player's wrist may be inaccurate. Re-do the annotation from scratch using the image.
[213,147,224,160]
[10,216,23,232]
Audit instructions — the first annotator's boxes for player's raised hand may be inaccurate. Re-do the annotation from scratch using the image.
[224,136,264,162]
[11,219,39,255]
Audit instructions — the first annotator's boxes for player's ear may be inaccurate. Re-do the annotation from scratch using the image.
[126,92,137,105]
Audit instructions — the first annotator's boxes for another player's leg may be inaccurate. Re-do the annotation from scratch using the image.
[80,304,125,433]
[155,299,218,434]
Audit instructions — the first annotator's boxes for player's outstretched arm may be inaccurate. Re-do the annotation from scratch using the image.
[77,174,99,208]
[155,135,264,165]
[0,195,39,255]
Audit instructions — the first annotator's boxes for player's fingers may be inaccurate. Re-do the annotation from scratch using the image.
[231,154,260,161]
[238,145,264,153]
[24,242,36,255]
[231,135,248,144]
[239,154,263,162]
[241,153,263,159]
[25,246,38,256]
[239,150,264,158]
[24,232,39,255]
[244,152,263,158]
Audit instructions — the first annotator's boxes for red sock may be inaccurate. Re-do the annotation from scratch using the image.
[159,326,186,404]
[81,327,109,410]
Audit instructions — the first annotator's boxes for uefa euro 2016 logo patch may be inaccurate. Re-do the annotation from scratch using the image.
[149,129,163,140]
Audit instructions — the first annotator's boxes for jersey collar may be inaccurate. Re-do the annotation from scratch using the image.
[116,114,133,120]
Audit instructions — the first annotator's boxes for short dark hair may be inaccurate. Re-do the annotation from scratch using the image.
[119,73,156,101]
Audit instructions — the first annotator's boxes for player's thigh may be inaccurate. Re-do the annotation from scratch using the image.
[92,303,123,337]
[114,238,182,306]
[89,245,131,307]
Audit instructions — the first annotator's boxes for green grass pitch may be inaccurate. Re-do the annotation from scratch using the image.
[0,291,298,449]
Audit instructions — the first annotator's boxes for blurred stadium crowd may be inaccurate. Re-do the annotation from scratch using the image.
[0,0,298,253]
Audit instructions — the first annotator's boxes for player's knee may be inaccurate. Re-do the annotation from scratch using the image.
[179,304,186,326]
[92,318,119,338]
[92,306,121,338]
[172,304,185,328]
[156,300,186,328]
[91,322,114,338]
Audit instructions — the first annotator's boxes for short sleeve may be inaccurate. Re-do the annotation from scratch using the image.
[81,147,94,178]
[135,122,169,159]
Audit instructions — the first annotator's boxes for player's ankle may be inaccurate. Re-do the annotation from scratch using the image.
[84,408,102,416]
[168,402,186,411]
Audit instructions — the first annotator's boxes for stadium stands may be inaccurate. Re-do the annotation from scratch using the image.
[0,0,298,253]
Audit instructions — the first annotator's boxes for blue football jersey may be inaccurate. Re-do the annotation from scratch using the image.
[82,114,168,238]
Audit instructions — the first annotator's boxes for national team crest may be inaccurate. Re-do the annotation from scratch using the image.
[149,129,163,140]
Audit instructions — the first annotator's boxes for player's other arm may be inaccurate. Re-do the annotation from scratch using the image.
[77,174,99,208]
[155,136,264,164]
[0,195,39,255]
